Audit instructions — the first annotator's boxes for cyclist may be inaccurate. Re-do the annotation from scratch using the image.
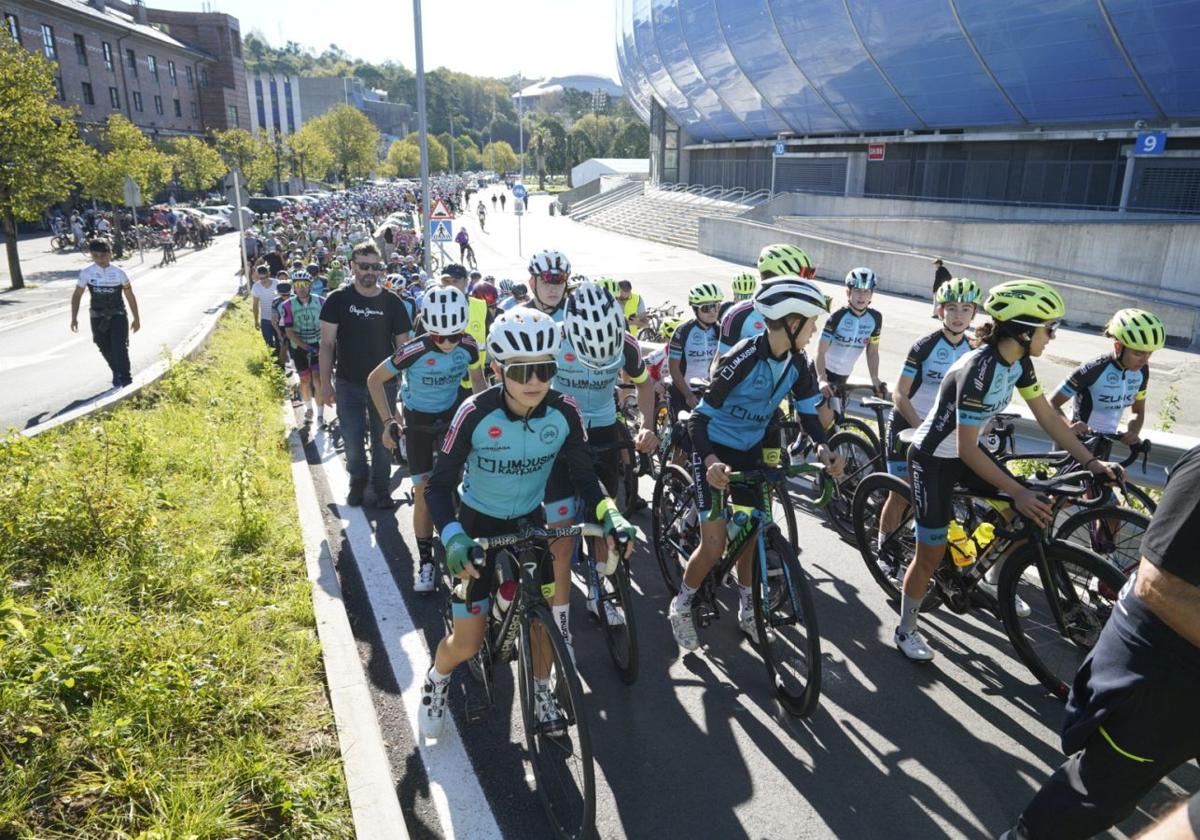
[496,277,515,307]
[280,271,328,426]
[667,283,724,418]
[476,200,487,233]
[722,272,758,320]
[499,281,528,312]
[525,249,571,322]
[594,276,621,300]
[669,278,843,651]
[876,278,980,578]
[370,287,479,594]
[419,309,636,739]
[1050,308,1165,453]
[543,282,658,646]
[815,268,885,401]
[718,243,814,356]
[897,280,1123,661]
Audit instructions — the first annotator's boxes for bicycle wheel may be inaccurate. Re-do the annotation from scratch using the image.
[852,472,921,603]
[651,464,698,595]
[824,430,881,541]
[585,539,639,685]
[997,542,1125,700]
[754,527,822,717]
[836,416,880,453]
[517,601,595,840]
[1054,506,1149,577]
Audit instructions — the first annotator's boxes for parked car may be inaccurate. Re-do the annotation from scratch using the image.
[196,206,232,232]
[247,196,285,215]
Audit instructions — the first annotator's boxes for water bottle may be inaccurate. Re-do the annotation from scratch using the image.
[971,522,996,561]
[947,520,977,569]
[726,510,751,545]
[491,560,517,622]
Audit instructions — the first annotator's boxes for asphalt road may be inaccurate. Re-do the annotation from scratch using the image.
[0,235,240,432]
[300,193,1197,839]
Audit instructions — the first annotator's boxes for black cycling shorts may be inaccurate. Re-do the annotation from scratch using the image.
[908,445,1013,545]
[452,504,552,619]
[824,370,850,388]
[544,422,624,522]
[403,405,455,482]
[692,441,763,521]
[885,410,911,477]
[289,344,319,374]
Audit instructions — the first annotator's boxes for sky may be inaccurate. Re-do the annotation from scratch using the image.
[149,0,621,81]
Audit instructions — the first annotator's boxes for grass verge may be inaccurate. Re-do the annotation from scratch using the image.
[0,303,352,838]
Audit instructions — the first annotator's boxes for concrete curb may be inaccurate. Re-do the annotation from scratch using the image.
[21,290,239,438]
[283,405,410,840]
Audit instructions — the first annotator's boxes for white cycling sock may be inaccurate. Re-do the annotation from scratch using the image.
[898,592,921,634]
[428,665,451,685]
[737,584,752,614]
[552,604,570,645]
[675,581,697,609]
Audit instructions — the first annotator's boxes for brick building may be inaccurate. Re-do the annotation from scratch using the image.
[2,0,250,137]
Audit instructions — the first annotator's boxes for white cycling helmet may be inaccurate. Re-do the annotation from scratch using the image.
[498,278,515,295]
[487,308,561,361]
[845,267,877,290]
[529,249,571,279]
[753,276,830,321]
[566,282,626,369]
[422,286,469,336]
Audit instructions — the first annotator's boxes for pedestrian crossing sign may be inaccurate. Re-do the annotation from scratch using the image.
[430,220,453,242]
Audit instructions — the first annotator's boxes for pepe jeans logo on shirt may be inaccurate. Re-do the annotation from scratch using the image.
[348,304,385,318]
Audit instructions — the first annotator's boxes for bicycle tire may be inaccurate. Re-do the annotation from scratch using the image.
[585,539,639,685]
[518,601,596,840]
[836,416,880,453]
[651,464,697,595]
[768,479,799,554]
[754,527,822,717]
[825,431,880,542]
[1054,506,1149,577]
[851,472,912,601]
[997,542,1125,700]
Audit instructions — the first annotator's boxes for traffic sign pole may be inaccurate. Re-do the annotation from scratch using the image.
[123,175,144,263]
[231,171,247,286]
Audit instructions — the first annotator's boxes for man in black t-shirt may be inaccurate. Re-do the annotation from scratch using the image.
[1005,444,1200,840]
[320,242,413,508]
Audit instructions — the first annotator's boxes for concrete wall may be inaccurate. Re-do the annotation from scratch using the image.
[697,216,1200,346]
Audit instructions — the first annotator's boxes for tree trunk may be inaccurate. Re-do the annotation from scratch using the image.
[4,212,24,291]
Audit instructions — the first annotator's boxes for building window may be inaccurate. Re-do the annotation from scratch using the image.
[81,81,94,105]
[269,76,280,132]
[255,78,266,129]
[227,105,239,127]
[109,87,120,109]
[132,91,143,112]
[173,98,181,117]
[4,13,19,44]
[147,55,157,80]
[102,41,113,71]
[40,23,55,59]
[126,48,137,76]
[284,79,295,133]
[153,95,163,115]
[200,68,209,87]
[231,29,241,57]
[168,60,176,84]
[190,100,197,118]
[74,33,87,64]
[185,65,193,87]
[53,74,64,100]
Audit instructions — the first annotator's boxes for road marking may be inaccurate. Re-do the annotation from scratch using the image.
[311,429,502,840]
[0,335,87,372]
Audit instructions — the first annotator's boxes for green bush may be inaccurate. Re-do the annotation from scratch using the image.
[0,304,351,838]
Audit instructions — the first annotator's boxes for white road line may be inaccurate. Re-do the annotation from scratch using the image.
[285,408,409,840]
[311,428,503,840]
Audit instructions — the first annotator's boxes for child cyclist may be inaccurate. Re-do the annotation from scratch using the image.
[815,267,886,401]
[419,309,637,738]
[280,271,327,426]
[368,286,478,594]
[669,278,844,651]
[667,283,724,417]
[897,281,1124,662]
[876,278,980,580]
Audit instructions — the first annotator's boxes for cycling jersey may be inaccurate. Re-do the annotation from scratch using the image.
[668,319,720,395]
[77,264,129,317]
[523,297,566,324]
[692,334,825,456]
[280,294,325,346]
[898,329,972,420]
[553,331,647,428]
[1056,354,1149,436]
[386,334,480,414]
[911,345,1043,459]
[426,386,604,527]
[717,300,766,356]
[819,306,882,377]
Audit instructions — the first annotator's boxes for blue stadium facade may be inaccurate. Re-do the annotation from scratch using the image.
[616,0,1200,211]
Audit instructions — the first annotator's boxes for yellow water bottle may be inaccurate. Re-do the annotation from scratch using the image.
[971,522,996,560]
[947,520,977,568]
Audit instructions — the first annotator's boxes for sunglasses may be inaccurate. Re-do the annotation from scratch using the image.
[1045,320,1061,337]
[502,360,557,384]
[355,262,385,271]
[432,332,463,344]
[695,303,719,313]
[537,272,568,286]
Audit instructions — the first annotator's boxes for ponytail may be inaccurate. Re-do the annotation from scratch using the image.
[972,318,1033,350]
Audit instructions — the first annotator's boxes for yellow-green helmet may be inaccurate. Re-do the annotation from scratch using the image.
[983,280,1065,325]
[732,273,759,297]
[936,277,982,305]
[1105,308,1166,352]
[688,282,723,306]
[594,276,620,297]
[661,318,684,340]
[757,244,814,279]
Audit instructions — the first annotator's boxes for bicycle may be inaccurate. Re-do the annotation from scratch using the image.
[454,521,613,840]
[636,303,686,343]
[852,466,1128,699]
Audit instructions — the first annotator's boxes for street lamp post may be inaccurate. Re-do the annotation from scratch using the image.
[412,0,433,275]
[518,72,524,181]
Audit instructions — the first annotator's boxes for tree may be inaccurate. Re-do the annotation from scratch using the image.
[286,122,333,187]
[455,136,482,171]
[482,141,518,175]
[404,132,448,173]
[308,104,380,184]
[212,128,272,191]
[611,120,649,159]
[81,114,171,207]
[169,136,225,193]
[571,114,619,159]
[384,140,421,178]
[0,39,91,289]
[536,115,568,175]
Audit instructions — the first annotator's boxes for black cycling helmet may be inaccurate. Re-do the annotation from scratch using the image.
[444,263,468,281]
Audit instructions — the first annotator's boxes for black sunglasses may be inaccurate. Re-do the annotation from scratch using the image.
[695,303,719,313]
[502,360,557,384]
[355,262,385,272]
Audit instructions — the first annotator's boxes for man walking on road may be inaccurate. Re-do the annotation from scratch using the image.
[320,243,413,508]
[70,240,141,390]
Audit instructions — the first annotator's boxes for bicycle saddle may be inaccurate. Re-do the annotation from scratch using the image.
[861,397,894,409]
[688,377,710,391]
[898,428,918,444]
